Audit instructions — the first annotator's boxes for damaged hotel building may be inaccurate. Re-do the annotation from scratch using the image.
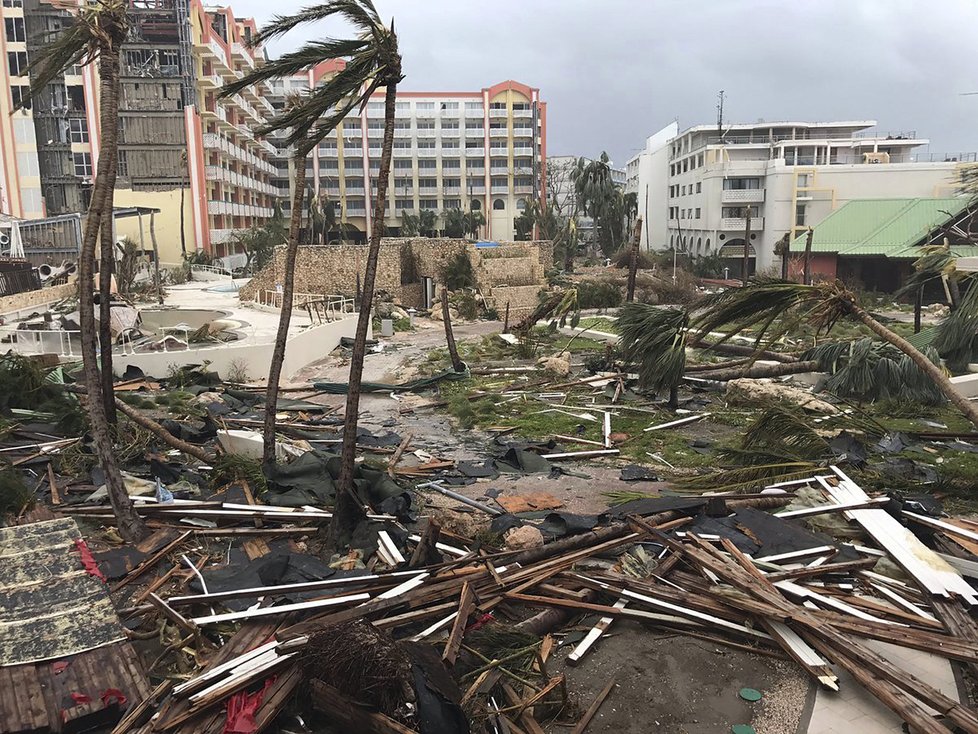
[0,0,547,260]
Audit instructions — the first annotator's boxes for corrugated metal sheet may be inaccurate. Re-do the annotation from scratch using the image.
[792,197,971,257]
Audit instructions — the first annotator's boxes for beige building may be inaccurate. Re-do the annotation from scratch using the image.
[627,120,968,275]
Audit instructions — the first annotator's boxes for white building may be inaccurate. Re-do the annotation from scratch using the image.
[626,120,966,275]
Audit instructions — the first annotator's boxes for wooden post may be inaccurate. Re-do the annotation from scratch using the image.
[503,301,510,333]
[441,287,465,373]
[780,232,791,280]
[803,226,814,286]
[741,208,752,285]
[625,216,643,302]
[149,210,163,305]
[914,286,923,333]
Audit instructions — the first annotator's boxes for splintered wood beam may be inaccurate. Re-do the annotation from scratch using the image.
[567,598,627,666]
[571,678,616,734]
[442,582,475,666]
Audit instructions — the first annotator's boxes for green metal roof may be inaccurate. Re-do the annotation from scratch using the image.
[792,197,972,258]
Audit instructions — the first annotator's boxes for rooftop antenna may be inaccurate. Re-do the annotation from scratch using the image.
[716,90,725,137]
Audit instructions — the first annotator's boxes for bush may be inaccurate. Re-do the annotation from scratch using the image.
[575,279,623,309]
[440,251,476,291]
[612,248,657,270]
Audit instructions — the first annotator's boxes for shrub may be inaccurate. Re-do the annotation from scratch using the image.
[440,251,476,291]
[575,279,623,310]
[612,248,657,270]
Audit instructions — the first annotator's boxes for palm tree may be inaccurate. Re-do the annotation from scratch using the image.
[221,0,402,542]
[418,208,436,237]
[572,152,620,257]
[24,0,145,540]
[443,208,466,238]
[619,277,978,428]
[465,210,485,238]
[400,211,420,236]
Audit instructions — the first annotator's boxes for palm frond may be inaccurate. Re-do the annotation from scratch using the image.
[219,39,369,99]
[251,0,382,46]
[692,277,849,351]
[933,277,978,371]
[802,337,945,405]
[617,302,689,393]
[742,404,829,459]
[895,244,963,298]
[672,461,818,494]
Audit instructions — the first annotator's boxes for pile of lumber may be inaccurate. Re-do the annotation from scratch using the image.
[117,467,978,734]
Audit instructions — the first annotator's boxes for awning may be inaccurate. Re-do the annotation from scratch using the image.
[718,242,756,258]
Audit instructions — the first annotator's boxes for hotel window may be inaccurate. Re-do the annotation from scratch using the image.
[723,177,761,190]
[795,203,806,226]
[419,198,437,209]
[465,101,483,112]
[441,139,459,150]
[5,17,25,42]
[10,85,30,110]
[416,120,435,130]
[443,198,461,209]
[417,139,435,149]
[417,102,435,111]
[7,51,27,76]
[441,101,459,112]
[69,118,89,143]
[2,0,24,7]
[72,152,92,177]
[696,182,702,193]
[695,208,701,219]
[395,101,409,111]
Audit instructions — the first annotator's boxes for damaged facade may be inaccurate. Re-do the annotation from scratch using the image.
[239,237,555,315]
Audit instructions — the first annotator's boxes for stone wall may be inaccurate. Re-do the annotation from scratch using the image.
[238,244,403,302]
[0,279,77,318]
[239,237,552,309]
[488,284,544,317]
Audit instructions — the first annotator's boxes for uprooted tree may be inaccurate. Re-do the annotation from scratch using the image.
[618,277,978,428]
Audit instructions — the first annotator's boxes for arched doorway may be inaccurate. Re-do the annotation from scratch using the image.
[717,238,756,279]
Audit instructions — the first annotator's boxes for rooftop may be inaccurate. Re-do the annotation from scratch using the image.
[791,197,978,258]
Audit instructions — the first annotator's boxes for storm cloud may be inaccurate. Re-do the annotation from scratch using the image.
[229,0,978,166]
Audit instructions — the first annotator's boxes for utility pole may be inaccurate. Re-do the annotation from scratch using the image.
[741,208,751,285]
[716,90,725,139]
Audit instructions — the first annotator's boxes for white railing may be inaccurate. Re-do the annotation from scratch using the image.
[255,290,356,319]
[513,108,533,118]
[0,327,180,358]
[720,217,765,230]
[488,108,508,118]
[191,263,233,280]
[721,189,765,203]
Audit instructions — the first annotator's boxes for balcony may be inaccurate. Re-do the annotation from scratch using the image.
[467,184,486,194]
[393,128,412,138]
[319,147,338,157]
[345,186,366,195]
[491,185,508,194]
[415,107,436,118]
[720,217,765,231]
[721,189,765,203]
[465,147,485,157]
[440,127,460,137]
[465,128,485,138]
[393,147,413,157]
[418,186,439,196]
[442,186,461,195]
[513,146,533,156]
[343,148,363,157]
[367,146,383,156]
[490,166,509,175]
[514,183,533,194]
[489,127,508,138]
[416,128,437,138]
[417,148,438,158]
[489,108,508,118]
[513,108,532,118]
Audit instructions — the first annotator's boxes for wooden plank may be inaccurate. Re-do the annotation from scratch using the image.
[442,582,474,666]
[567,599,626,666]
[111,530,192,592]
[147,593,198,635]
[571,679,616,734]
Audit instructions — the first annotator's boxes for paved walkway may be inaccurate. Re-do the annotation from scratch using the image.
[806,640,959,733]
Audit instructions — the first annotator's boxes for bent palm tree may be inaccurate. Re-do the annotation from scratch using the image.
[24,0,144,540]
[222,0,402,541]
[620,277,978,428]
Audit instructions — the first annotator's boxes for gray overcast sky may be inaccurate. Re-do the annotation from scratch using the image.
[228,0,978,167]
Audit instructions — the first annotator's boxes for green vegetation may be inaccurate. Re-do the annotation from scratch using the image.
[0,472,34,516]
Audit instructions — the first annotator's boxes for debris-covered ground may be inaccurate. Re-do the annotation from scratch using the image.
[2,306,978,734]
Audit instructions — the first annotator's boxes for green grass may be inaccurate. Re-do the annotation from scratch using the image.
[576,316,620,334]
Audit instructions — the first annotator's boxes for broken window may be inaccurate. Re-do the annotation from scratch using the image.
[66,85,85,112]
[10,85,30,111]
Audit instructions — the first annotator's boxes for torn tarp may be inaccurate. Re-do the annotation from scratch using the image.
[264,450,410,517]
[491,448,552,475]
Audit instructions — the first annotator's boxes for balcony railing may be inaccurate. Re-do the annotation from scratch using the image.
[721,189,765,203]
[488,108,508,118]
[513,146,533,156]
[393,128,412,138]
[489,127,508,138]
[344,148,363,157]
[440,127,460,137]
[465,147,485,157]
[468,185,486,194]
[513,108,532,118]
[465,128,485,138]
[393,148,413,157]
[720,217,765,230]
[490,166,509,175]
[416,128,437,138]
[417,148,438,158]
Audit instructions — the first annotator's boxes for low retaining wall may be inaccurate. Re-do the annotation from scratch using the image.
[111,315,361,382]
[0,279,77,319]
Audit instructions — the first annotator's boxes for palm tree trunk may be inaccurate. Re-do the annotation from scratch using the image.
[333,82,398,543]
[692,360,820,382]
[79,42,144,542]
[625,216,643,302]
[98,49,121,425]
[261,160,307,465]
[441,287,464,372]
[803,228,814,286]
[847,304,978,429]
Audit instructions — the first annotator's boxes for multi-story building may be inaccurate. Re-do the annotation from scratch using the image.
[546,154,625,242]
[0,0,280,261]
[0,0,545,258]
[626,120,966,276]
[290,69,546,242]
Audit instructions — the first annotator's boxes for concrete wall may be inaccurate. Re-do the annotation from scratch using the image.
[0,279,77,318]
[113,187,195,265]
[112,315,359,381]
[240,238,551,309]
